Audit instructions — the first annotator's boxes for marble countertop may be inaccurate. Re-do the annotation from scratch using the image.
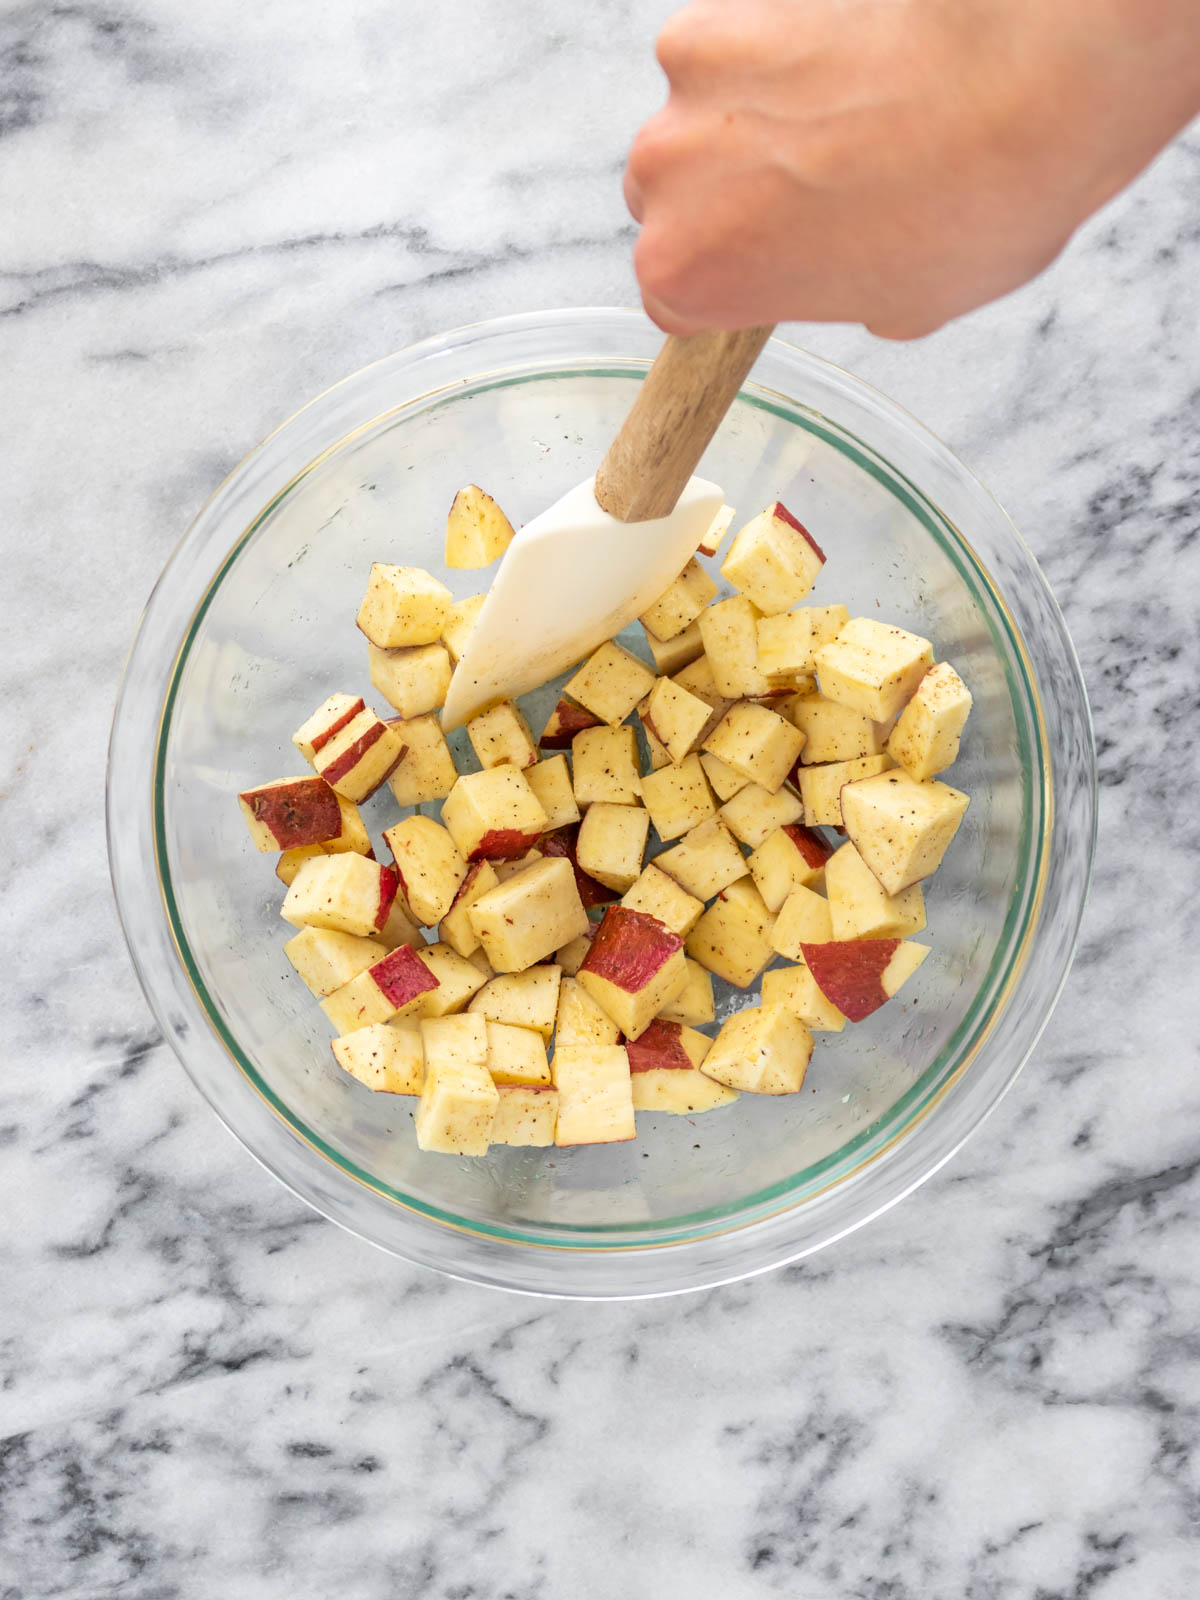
[4,2,1199,1594]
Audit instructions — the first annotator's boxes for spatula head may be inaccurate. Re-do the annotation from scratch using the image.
[441,475,724,730]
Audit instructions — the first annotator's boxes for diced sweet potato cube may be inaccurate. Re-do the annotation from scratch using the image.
[631,1067,738,1115]
[564,641,656,727]
[552,1045,636,1145]
[309,706,407,802]
[524,754,580,832]
[654,815,748,901]
[756,611,818,691]
[719,782,805,848]
[469,965,563,1040]
[639,557,719,642]
[332,1021,425,1095]
[578,906,688,1041]
[239,775,342,852]
[440,766,549,863]
[770,884,834,958]
[643,619,704,676]
[539,697,601,749]
[824,841,926,940]
[814,617,933,722]
[437,861,500,958]
[444,485,515,569]
[466,857,589,973]
[571,724,641,807]
[886,661,973,781]
[554,928,596,976]
[485,1020,552,1086]
[440,592,486,665]
[700,1004,813,1094]
[640,753,716,842]
[656,958,715,1026]
[761,962,847,1032]
[789,693,888,765]
[841,769,970,894]
[386,713,458,805]
[796,753,894,828]
[698,750,749,803]
[368,641,452,720]
[413,942,489,1016]
[721,502,826,615]
[281,853,399,937]
[697,595,768,697]
[466,699,537,770]
[538,825,614,910]
[623,1018,712,1073]
[696,502,735,559]
[383,815,467,925]
[554,975,621,1046]
[643,675,711,764]
[491,1085,558,1146]
[747,823,831,912]
[620,862,705,937]
[799,938,930,1022]
[685,879,777,988]
[292,693,366,762]
[415,1018,497,1155]
[320,943,440,1034]
[357,564,451,648]
[576,802,650,893]
[284,926,386,998]
[703,702,805,793]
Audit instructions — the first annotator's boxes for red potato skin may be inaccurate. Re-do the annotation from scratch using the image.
[801,939,900,1023]
[310,697,366,754]
[623,1018,692,1072]
[772,501,826,564]
[783,823,832,870]
[580,907,683,995]
[375,865,400,930]
[240,778,341,849]
[539,699,601,749]
[448,860,487,909]
[369,944,439,1008]
[539,826,613,910]
[320,722,407,794]
[475,827,543,863]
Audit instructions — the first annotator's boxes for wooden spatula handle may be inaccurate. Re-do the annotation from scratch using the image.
[594,325,773,523]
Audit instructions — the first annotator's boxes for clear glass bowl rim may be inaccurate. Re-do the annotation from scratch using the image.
[107,307,1096,1299]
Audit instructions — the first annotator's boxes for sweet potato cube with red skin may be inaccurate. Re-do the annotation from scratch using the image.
[491,849,543,883]
[332,1021,425,1095]
[357,563,452,648]
[281,853,400,937]
[320,943,440,1034]
[309,706,407,803]
[697,502,735,559]
[491,1084,558,1146]
[284,926,385,998]
[469,965,562,1041]
[412,942,489,1017]
[578,906,688,1041]
[440,767,548,865]
[438,861,500,958]
[840,769,970,895]
[275,792,373,885]
[637,701,673,772]
[656,958,715,1026]
[485,1020,552,1086]
[825,840,926,940]
[700,1004,813,1094]
[800,939,931,1022]
[440,592,486,665]
[654,815,748,902]
[643,675,712,764]
[571,724,641,807]
[623,1018,712,1073]
[540,698,601,750]
[770,884,834,958]
[721,503,826,615]
[371,893,425,953]
[387,713,458,805]
[796,753,895,828]
[685,879,777,988]
[576,802,650,894]
[762,962,847,1032]
[704,702,806,793]
[552,1045,636,1146]
[747,823,832,912]
[554,976,621,1046]
[640,754,716,842]
[639,557,719,642]
[293,693,367,762]
[564,641,657,727]
[814,618,934,723]
[525,755,580,832]
[466,699,538,770]
[620,862,705,937]
[467,857,589,973]
[886,661,973,781]
[380,815,467,927]
[719,782,805,849]
[538,826,613,910]
[368,641,452,721]
[698,595,769,698]
[699,750,749,803]
[444,485,515,569]
[239,776,342,852]
[643,619,704,676]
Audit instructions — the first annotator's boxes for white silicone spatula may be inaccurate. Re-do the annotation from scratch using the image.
[440,325,773,730]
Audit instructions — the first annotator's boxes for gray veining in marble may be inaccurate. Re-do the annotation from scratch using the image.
[3,2,1200,1595]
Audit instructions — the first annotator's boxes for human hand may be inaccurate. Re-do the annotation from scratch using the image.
[625,0,1200,337]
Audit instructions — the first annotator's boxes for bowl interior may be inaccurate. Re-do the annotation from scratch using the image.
[156,356,1043,1245]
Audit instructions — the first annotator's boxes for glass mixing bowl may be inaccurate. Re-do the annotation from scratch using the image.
[108,309,1095,1297]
